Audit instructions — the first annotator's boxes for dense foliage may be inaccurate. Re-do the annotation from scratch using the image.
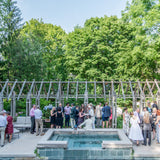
[0,0,160,81]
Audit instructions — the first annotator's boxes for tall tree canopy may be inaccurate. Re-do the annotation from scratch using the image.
[0,0,22,80]
[0,0,159,81]
[65,16,135,80]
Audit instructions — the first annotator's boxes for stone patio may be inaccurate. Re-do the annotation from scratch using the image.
[0,131,42,159]
[0,129,159,159]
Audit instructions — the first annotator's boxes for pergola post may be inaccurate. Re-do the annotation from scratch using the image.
[0,95,3,111]
[138,80,145,112]
[36,80,43,107]
[11,91,16,118]
[56,81,61,107]
[157,93,160,109]
[129,81,136,111]
[140,94,145,112]
[36,98,40,107]
[155,79,160,109]
[84,81,88,106]
[26,93,32,116]
[109,91,111,106]
[111,81,117,128]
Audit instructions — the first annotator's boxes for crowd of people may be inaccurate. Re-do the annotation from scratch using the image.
[0,100,159,148]
[48,102,112,130]
[123,101,160,146]
[0,111,13,147]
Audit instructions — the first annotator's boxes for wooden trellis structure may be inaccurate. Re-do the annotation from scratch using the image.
[0,79,160,128]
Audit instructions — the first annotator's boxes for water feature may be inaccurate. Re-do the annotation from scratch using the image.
[37,129,132,160]
[49,133,120,149]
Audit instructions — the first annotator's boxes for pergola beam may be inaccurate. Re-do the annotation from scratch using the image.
[103,81,106,100]
[0,79,9,97]
[76,81,78,100]
[29,79,35,94]
[120,80,125,100]
[154,79,160,93]
[94,81,96,101]
[66,81,70,100]
[146,79,154,99]
[17,80,26,100]
[37,80,44,99]
[47,81,52,100]
[7,79,17,101]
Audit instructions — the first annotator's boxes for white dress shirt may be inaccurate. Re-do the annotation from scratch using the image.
[34,109,42,119]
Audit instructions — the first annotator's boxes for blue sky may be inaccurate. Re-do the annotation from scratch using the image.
[17,0,131,33]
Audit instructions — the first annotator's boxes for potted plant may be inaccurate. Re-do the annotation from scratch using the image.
[43,108,51,122]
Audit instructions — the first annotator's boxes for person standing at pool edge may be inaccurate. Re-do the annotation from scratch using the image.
[102,102,111,128]
[64,103,72,128]
[30,104,36,134]
[34,106,44,136]
[88,105,95,129]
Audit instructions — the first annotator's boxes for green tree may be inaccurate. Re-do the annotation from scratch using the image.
[116,0,160,80]
[65,16,134,81]
[0,0,23,80]
[20,19,67,80]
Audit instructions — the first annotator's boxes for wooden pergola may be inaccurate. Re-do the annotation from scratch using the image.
[0,79,160,128]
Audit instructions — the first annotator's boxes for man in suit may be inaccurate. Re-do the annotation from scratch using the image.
[102,102,111,128]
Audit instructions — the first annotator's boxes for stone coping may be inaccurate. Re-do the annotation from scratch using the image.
[37,129,132,149]
[102,129,132,149]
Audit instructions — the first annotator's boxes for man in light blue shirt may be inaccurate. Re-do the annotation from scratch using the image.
[0,111,7,147]
[34,106,44,136]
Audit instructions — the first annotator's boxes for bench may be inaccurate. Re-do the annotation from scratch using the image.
[14,117,31,132]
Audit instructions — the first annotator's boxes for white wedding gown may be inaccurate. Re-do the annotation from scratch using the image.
[129,117,144,141]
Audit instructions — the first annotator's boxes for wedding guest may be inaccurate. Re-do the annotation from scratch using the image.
[95,103,102,128]
[64,103,71,127]
[88,105,95,129]
[151,108,157,140]
[143,111,152,146]
[140,107,147,138]
[74,106,79,126]
[5,112,13,143]
[78,108,85,127]
[50,107,56,128]
[0,111,7,147]
[109,107,112,128]
[123,107,130,136]
[78,115,93,130]
[70,103,76,129]
[102,102,111,128]
[134,108,140,121]
[56,107,64,129]
[152,101,158,110]
[129,112,144,146]
[155,116,160,143]
[146,101,152,115]
[30,104,36,134]
[34,106,44,136]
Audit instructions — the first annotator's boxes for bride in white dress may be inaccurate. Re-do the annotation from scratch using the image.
[129,113,144,145]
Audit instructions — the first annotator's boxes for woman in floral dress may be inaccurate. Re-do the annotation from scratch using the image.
[123,107,130,136]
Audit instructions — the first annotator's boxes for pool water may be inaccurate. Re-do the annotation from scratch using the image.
[50,134,120,148]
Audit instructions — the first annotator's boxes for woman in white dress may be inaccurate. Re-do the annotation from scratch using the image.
[123,108,130,135]
[129,113,144,146]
